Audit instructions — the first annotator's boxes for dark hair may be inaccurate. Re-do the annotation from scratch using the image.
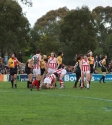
[79,54,84,57]
[44,58,48,63]
[101,55,107,60]
[53,72,58,77]
[10,53,15,57]
[76,56,81,61]
[36,50,41,54]
[58,52,63,56]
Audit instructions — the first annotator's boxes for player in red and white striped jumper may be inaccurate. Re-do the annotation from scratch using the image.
[40,72,58,89]
[56,64,67,88]
[32,50,42,87]
[80,54,90,89]
[47,52,57,74]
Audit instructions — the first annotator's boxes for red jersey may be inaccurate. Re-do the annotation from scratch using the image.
[81,59,90,72]
[14,58,18,67]
[48,57,57,69]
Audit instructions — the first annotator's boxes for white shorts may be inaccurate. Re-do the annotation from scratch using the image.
[44,78,51,84]
[61,69,67,75]
[81,70,90,74]
[33,67,41,75]
[48,68,56,74]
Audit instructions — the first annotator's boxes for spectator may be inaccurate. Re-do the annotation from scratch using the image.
[107,63,112,74]
[98,55,102,67]
[95,55,98,68]
[67,66,72,74]
[0,57,6,74]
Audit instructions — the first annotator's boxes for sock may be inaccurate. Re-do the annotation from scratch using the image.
[74,79,78,87]
[87,84,89,89]
[38,80,40,87]
[11,80,13,88]
[15,84,17,88]
[31,80,39,89]
[55,83,57,87]
[79,80,81,87]
[81,83,83,88]
[36,80,39,89]
[103,76,105,83]
[27,81,29,88]
[60,79,64,87]
[100,76,103,81]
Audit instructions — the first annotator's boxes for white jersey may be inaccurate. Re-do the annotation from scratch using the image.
[48,57,57,69]
[32,54,40,69]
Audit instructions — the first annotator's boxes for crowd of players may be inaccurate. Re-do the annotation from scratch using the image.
[7,50,111,90]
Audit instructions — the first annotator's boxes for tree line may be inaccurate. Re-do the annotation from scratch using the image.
[0,0,112,64]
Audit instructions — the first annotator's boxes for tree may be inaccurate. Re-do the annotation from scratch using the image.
[60,6,96,64]
[35,7,69,27]
[0,0,31,56]
[16,0,32,6]
[31,7,69,55]
[92,6,112,57]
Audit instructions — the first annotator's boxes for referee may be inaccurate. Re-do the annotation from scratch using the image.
[8,53,25,88]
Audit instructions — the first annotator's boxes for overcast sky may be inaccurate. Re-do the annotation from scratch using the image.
[19,0,111,27]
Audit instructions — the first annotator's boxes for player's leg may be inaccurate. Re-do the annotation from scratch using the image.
[81,72,84,88]
[86,71,90,89]
[13,73,17,88]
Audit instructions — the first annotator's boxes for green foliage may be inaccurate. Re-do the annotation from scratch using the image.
[92,6,112,58]
[0,81,112,125]
[60,6,96,64]
[0,0,31,55]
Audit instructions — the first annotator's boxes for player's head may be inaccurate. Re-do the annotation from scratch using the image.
[102,54,107,60]
[36,50,41,54]
[83,54,88,60]
[61,64,65,69]
[51,52,56,57]
[79,54,84,59]
[53,72,59,77]
[10,53,15,58]
[87,50,93,56]
[44,58,48,63]
[76,56,81,61]
[42,55,47,59]
[58,52,63,57]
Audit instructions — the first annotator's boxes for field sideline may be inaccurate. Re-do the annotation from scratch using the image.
[0,81,112,125]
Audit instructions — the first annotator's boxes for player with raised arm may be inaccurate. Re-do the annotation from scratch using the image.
[8,53,25,88]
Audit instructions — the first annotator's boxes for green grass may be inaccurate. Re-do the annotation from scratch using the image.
[0,81,112,125]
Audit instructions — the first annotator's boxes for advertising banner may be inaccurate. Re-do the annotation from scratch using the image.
[64,74,112,82]
[1,74,112,82]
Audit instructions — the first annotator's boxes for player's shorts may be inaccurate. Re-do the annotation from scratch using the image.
[101,66,106,72]
[48,68,56,74]
[41,68,45,75]
[10,68,17,75]
[33,67,41,75]
[81,70,90,74]
[61,69,67,75]
[25,70,32,75]
[44,78,51,84]
[90,64,94,73]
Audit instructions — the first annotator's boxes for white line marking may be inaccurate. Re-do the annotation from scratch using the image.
[0,90,112,103]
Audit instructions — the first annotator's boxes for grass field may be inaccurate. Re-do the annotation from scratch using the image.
[0,81,112,125]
